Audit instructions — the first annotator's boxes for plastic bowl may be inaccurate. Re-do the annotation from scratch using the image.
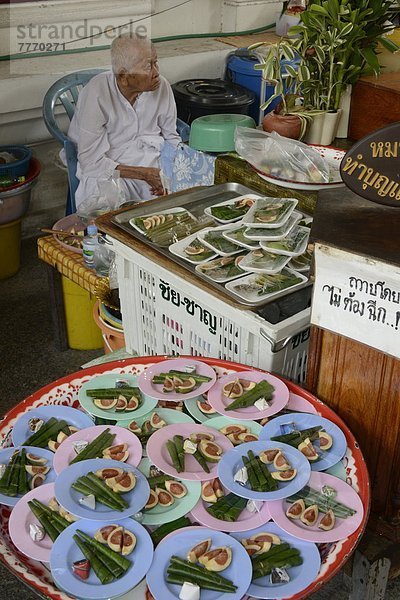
[189,113,256,152]
[0,145,32,179]
[0,157,41,193]
[52,214,86,254]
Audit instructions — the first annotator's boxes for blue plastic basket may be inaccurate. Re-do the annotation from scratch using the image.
[0,145,32,179]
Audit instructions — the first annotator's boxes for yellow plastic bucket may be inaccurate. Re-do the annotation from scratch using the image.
[0,218,21,279]
[61,276,103,350]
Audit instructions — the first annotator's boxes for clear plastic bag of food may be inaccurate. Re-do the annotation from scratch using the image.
[234,127,330,184]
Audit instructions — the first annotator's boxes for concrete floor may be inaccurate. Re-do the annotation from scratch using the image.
[0,236,399,599]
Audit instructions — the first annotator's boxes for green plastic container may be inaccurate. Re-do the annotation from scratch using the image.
[189,113,256,152]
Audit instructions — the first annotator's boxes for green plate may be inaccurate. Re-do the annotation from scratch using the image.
[184,397,217,423]
[78,373,158,421]
[116,407,196,428]
[138,457,201,526]
[205,415,263,438]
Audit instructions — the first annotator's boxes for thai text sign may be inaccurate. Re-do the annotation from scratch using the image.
[311,243,400,359]
[340,121,400,207]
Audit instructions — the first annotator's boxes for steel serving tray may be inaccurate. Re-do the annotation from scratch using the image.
[111,183,311,308]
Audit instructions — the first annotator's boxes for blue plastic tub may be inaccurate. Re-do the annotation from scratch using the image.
[226,51,299,122]
[0,145,32,179]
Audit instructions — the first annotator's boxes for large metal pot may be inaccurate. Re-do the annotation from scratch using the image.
[0,178,38,225]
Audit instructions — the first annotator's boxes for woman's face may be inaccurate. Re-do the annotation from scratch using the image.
[118,47,160,94]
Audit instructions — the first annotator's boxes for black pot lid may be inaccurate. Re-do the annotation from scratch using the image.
[172,78,255,106]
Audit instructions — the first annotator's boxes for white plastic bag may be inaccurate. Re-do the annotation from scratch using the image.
[77,170,125,218]
[234,127,330,184]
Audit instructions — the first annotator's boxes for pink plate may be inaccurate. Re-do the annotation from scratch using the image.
[9,483,59,563]
[190,484,271,532]
[287,392,318,414]
[146,423,233,481]
[268,471,364,543]
[137,358,217,401]
[207,370,289,420]
[52,424,142,474]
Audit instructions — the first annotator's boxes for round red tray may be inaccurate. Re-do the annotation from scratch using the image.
[0,356,370,600]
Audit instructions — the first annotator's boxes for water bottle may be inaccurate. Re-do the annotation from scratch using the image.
[82,224,99,269]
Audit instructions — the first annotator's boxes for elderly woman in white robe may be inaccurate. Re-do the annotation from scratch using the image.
[68,33,181,209]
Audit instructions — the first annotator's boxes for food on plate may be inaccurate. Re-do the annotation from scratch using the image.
[271,425,333,463]
[247,198,296,226]
[128,412,168,446]
[300,504,319,526]
[152,369,212,394]
[72,529,132,584]
[69,428,116,464]
[183,240,215,262]
[0,449,50,497]
[102,443,130,462]
[219,422,259,445]
[187,539,211,563]
[206,492,247,522]
[237,448,296,492]
[318,508,336,531]
[289,247,313,271]
[196,399,217,415]
[85,385,143,413]
[72,558,91,580]
[262,226,309,255]
[166,433,223,474]
[243,248,289,270]
[132,211,212,247]
[222,379,274,411]
[28,498,71,541]
[210,197,255,221]
[198,546,232,572]
[203,231,242,254]
[285,485,357,520]
[22,418,78,451]
[72,469,135,511]
[166,553,237,592]
[223,225,260,248]
[233,270,303,298]
[243,537,303,581]
[197,254,246,282]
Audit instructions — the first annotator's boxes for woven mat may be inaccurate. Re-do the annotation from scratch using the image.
[37,236,101,295]
[215,32,280,48]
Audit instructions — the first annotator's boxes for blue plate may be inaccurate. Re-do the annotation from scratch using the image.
[78,373,158,421]
[0,446,56,507]
[54,458,150,521]
[259,412,347,471]
[50,517,153,600]
[146,525,252,600]
[218,441,311,501]
[11,405,94,447]
[230,522,321,599]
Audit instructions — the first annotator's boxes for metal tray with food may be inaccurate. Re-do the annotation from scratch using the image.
[111,183,311,308]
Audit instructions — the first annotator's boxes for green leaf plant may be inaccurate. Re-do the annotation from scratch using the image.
[251,0,399,121]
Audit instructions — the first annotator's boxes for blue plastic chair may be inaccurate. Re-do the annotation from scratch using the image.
[42,70,190,215]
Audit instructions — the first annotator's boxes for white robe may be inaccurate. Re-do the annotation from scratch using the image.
[67,71,181,208]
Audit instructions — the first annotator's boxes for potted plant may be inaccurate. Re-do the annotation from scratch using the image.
[252,0,400,144]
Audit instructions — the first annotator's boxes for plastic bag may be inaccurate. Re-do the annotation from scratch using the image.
[234,127,330,184]
[76,170,125,219]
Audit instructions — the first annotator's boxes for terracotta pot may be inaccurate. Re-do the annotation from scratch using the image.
[262,111,302,140]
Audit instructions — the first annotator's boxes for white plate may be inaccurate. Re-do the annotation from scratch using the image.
[204,193,262,224]
[243,197,298,229]
[195,253,249,283]
[222,224,261,250]
[225,269,308,303]
[256,145,346,191]
[197,226,244,257]
[129,207,191,236]
[168,231,218,265]
[243,210,302,241]
[288,248,313,272]
[240,248,291,274]
[260,225,310,257]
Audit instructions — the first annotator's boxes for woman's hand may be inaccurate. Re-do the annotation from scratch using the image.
[116,165,164,195]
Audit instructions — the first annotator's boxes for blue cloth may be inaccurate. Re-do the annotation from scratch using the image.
[159,142,216,193]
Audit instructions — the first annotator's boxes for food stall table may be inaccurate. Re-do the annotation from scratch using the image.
[0,356,370,600]
[37,235,103,351]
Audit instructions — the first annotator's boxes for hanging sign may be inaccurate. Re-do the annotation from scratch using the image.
[340,121,400,207]
[311,243,400,359]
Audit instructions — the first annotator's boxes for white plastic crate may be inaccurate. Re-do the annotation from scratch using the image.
[113,239,311,384]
